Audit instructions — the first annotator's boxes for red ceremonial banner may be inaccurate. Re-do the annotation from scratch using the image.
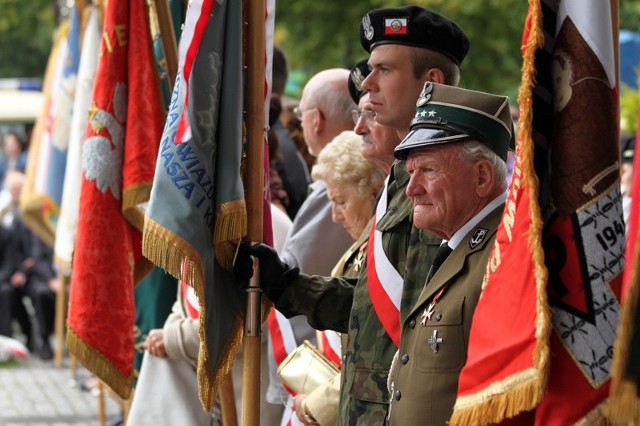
[451,1,622,424]
[66,0,164,399]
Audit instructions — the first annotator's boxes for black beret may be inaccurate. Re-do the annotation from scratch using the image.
[395,82,514,161]
[360,5,470,66]
[348,59,371,104]
[621,134,635,163]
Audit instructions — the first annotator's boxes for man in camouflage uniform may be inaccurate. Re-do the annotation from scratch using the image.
[238,6,470,425]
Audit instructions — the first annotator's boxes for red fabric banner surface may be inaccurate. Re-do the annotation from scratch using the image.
[66,0,164,399]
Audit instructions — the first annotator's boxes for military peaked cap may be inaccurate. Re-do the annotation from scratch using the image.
[394,82,515,161]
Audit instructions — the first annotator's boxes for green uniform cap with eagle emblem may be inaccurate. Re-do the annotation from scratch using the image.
[359,5,470,66]
[394,82,515,161]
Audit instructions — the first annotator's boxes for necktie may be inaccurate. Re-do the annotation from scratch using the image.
[427,243,453,281]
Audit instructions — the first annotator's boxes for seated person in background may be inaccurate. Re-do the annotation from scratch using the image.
[0,132,28,190]
[0,171,57,360]
[291,130,386,425]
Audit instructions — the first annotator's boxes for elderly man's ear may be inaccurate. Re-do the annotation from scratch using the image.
[475,159,496,198]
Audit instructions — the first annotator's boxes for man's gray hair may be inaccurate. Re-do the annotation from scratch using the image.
[459,141,508,189]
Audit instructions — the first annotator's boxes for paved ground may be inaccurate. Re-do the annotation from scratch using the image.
[0,354,122,426]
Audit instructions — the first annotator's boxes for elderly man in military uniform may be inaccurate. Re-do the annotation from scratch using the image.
[386,82,513,425]
[235,6,471,425]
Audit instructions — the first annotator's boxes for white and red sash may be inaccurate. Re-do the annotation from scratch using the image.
[319,330,342,367]
[181,281,200,320]
[267,308,301,426]
[366,180,403,347]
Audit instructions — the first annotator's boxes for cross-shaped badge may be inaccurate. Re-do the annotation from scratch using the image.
[427,330,443,353]
[420,303,435,325]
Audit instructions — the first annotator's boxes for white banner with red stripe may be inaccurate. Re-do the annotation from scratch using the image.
[175,0,215,143]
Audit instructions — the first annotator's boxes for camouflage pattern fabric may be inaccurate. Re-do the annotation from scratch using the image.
[337,162,439,425]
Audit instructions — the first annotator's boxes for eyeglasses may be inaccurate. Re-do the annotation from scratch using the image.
[293,106,316,120]
[351,109,376,125]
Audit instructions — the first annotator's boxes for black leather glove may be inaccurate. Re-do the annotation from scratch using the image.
[233,242,255,286]
[233,242,299,302]
[250,243,299,301]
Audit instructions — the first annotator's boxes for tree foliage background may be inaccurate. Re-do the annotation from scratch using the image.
[0,0,638,98]
[0,0,55,79]
[276,0,640,99]
[276,0,529,99]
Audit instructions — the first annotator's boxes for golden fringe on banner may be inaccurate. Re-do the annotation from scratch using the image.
[608,220,640,424]
[122,182,153,232]
[450,1,552,423]
[214,199,248,271]
[66,327,133,400]
[143,213,245,412]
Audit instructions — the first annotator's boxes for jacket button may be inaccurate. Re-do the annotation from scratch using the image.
[394,390,402,401]
[436,313,442,321]
[401,354,409,364]
[408,319,416,329]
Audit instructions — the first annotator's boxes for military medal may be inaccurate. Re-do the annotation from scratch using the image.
[428,330,443,353]
[420,303,434,325]
[353,241,368,272]
[420,284,448,326]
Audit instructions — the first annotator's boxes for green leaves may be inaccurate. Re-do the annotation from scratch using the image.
[0,0,55,78]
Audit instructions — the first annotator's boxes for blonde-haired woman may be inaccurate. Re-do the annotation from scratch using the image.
[312,130,387,242]
[293,130,386,425]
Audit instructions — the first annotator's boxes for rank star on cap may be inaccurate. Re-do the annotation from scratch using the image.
[385,18,408,34]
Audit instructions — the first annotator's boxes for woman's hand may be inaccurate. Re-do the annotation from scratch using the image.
[143,328,167,358]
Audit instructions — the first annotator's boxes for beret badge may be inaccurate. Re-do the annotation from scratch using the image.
[351,67,366,92]
[362,14,374,41]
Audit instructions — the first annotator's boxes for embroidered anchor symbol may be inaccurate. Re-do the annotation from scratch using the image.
[427,330,443,353]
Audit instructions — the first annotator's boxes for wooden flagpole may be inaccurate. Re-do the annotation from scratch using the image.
[153,0,178,87]
[243,0,266,425]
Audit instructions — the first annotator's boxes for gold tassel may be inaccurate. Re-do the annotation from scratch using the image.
[142,216,202,282]
[214,199,248,271]
[66,326,133,400]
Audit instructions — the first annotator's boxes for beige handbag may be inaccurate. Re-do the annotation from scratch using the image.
[277,340,340,395]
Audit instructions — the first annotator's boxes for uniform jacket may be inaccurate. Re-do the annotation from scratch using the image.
[306,237,368,426]
[387,204,504,426]
[275,162,440,425]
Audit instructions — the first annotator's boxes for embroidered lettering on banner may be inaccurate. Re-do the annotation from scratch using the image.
[546,187,623,386]
[158,73,215,232]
